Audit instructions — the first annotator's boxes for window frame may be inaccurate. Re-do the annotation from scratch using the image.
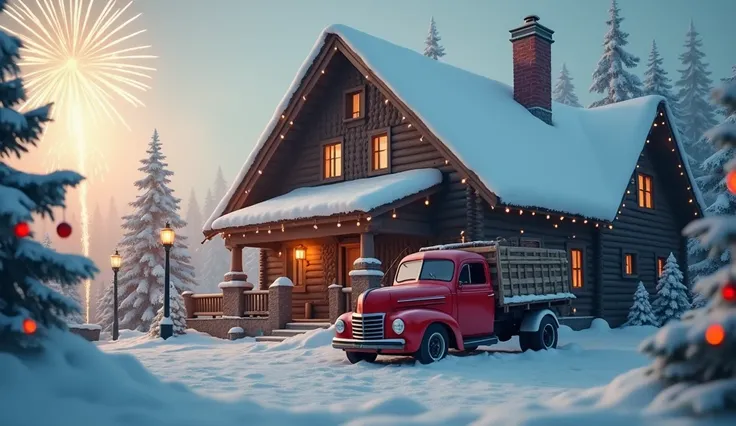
[320,137,344,182]
[458,262,488,286]
[637,173,654,209]
[621,249,640,279]
[343,85,366,124]
[656,255,667,279]
[368,127,392,175]
[566,243,585,290]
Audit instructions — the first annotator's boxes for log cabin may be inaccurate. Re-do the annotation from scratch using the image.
[200,16,705,329]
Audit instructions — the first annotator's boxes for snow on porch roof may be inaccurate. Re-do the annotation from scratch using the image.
[209,168,442,231]
[204,24,705,231]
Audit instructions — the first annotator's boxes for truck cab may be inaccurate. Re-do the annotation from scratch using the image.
[332,242,571,364]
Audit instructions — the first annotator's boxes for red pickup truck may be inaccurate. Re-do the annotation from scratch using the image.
[332,241,575,364]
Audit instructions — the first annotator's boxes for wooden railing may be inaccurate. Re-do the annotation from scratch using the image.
[341,287,352,313]
[243,290,269,317]
[192,293,223,318]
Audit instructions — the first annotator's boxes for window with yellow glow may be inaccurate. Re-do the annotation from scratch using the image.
[571,249,583,288]
[637,173,653,209]
[657,257,666,278]
[323,142,342,179]
[624,253,637,276]
[371,133,389,171]
[345,91,362,119]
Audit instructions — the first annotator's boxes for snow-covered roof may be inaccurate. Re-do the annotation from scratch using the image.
[210,168,442,231]
[204,24,704,231]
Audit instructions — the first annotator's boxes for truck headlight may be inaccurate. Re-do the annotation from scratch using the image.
[391,319,405,335]
[335,319,345,334]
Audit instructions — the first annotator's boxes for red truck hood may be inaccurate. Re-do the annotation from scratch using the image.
[358,283,451,314]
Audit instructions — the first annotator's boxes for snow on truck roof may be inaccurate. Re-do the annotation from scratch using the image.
[205,24,704,231]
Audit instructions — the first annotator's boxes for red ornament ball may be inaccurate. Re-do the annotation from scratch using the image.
[722,282,736,302]
[14,222,30,238]
[22,318,37,335]
[727,170,736,195]
[56,222,72,238]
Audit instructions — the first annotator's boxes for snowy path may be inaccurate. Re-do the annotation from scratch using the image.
[99,321,654,411]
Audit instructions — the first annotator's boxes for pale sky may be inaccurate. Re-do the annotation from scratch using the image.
[6,0,736,224]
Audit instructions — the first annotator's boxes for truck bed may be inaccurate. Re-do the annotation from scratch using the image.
[419,241,575,307]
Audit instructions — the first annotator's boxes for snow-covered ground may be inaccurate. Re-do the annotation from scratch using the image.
[99,320,652,411]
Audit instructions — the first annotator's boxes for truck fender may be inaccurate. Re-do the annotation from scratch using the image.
[395,309,466,351]
[519,309,559,333]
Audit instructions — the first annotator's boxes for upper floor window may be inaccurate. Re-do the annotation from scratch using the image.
[344,87,364,120]
[623,252,638,277]
[570,249,583,288]
[371,132,389,171]
[657,256,666,278]
[637,173,653,209]
[323,141,342,179]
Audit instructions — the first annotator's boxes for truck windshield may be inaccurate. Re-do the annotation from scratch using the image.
[395,259,455,283]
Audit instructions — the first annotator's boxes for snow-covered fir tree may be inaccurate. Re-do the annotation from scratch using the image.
[116,130,197,331]
[39,230,84,325]
[589,0,643,108]
[675,20,718,165]
[148,287,187,337]
[553,63,582,107]
[184,188,204,279]
[643,40,679,112]
[640,77,736,415]
[0,0,96,349]
[652,253,691,324]
[423,16,445,60]
[95,281,114,333]
[623,282,658,327]
[201,188,229,291]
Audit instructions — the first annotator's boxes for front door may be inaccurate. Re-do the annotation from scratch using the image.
[341,245,361,287]
[456,262,495,336]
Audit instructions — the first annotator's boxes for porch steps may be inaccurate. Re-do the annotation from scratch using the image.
[254,321,332,343]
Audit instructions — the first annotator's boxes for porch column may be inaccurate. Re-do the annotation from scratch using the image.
[221,244,253,290]
[350,258,384,311]
[360,232,375,258]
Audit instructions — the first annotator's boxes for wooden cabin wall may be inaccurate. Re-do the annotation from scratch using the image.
[600,151,683,327]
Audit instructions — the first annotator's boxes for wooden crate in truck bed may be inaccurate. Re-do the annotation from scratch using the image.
[419,241,573,306]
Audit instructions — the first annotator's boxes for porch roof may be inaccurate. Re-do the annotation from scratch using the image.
[210,168,442,231]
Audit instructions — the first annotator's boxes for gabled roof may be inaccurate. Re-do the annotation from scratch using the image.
[204,24,705,232]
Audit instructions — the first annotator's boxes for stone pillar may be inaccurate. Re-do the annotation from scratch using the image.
[182,291,195,318]
[328,283,345,323]
[219,281,249,317]
[349,258,384,311]
[360,232,375,258]
[268,277,293,331]
[223,245,253,289]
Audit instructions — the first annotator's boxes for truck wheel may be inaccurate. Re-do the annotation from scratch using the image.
[415,324,449,364]
[519,315,558,352]
[345,351,378,364]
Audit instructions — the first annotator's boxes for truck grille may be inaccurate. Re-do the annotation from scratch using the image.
[351,313,385,340]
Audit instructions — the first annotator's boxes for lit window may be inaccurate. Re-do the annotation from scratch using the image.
[657,257,666,278]
[637,173,653,209]
[624,253,637,276]
[570,249,583,288]
[345,90,362,119]
[371,133,389,171]
[323,142,342,179]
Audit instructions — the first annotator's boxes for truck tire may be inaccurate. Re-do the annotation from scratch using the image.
[345,351,378,364]
[414,324,449,364]
[519,315,558,352]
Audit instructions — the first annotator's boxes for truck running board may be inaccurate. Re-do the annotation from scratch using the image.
[463,335,498,348]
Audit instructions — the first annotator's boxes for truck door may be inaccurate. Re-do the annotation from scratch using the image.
[456,261,495,336]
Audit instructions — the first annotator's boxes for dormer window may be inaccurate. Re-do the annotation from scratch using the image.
[344,86,365,121]
[637,173,653,209]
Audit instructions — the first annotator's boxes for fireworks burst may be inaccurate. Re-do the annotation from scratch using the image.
[1,0,155,322]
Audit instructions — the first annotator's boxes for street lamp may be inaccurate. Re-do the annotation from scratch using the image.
[110,249,122,341]
[159,222,175,340]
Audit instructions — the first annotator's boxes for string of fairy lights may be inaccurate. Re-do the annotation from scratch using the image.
[214,52,701,244]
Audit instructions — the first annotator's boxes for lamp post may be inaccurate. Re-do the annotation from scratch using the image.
[159,222,175,340]
[110,249,122,341]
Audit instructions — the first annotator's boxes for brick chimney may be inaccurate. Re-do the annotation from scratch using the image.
[509,15,554,125]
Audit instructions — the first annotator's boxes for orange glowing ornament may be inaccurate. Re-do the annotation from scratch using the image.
[705,324,725,346]
[22,318,37,335]
[727,170,736,194]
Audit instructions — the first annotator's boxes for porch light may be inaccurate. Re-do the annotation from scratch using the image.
[294,245,307,261]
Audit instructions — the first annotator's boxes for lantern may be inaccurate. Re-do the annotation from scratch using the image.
[294,245,306,261]
[160,222,175,247]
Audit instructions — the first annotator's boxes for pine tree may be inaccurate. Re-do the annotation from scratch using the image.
[640,78,736,415]
[652,253,691,325]
[643,40,678,109]
[0,0,96,349]
[623,282,658,327]
[40,234,85,325]
[89,202,104,320]
[589,0,643,108]
[423,17,446,60]
[553,63,582,107]
[675,20,718,164]
[200,184,229,292]
[116,130,197,331]
[148,287,187,337]
[95,281,113,333]
[184,188,204,280]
